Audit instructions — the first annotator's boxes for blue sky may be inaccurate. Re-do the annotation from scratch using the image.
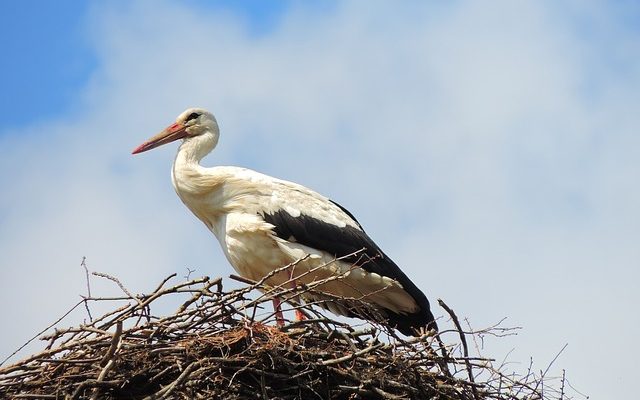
[1,1,95,126]
[1,1,639,398]
[0,0,309,128]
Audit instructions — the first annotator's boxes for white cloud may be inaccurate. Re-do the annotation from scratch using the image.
[1,1,638,397]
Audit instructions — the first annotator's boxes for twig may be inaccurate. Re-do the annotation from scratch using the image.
[320,342,384,366]
[92,272,143,307]
[438,298,480,400]
[81,256,93,322]
[0,271,570,400]
[532,343,568,395]
[0,299,85,367]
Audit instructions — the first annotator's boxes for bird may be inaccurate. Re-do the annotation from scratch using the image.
[132,108,437,335]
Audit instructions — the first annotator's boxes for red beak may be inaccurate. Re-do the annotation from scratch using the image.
[132,122,189,154]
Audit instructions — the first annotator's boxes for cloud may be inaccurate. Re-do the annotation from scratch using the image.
[1,1,638,397]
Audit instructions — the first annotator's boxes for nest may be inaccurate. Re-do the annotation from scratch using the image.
[0,260,569,399]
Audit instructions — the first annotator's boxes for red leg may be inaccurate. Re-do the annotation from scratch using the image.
[288,270,306,322]
[272,297,285,327]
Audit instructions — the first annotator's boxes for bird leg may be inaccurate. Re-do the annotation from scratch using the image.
[272,297,285,327]
[271,268,306,328]
[288,268,306,322]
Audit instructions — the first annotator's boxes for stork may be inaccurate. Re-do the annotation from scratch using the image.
[132,108,437,335]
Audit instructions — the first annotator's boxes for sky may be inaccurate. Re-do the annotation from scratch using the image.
[1,1,638,397]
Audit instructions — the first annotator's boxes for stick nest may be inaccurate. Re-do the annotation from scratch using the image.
[0,262,570,400]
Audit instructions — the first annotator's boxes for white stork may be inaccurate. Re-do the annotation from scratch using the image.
[132,108,437,335]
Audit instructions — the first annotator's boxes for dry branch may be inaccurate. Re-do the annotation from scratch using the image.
[0,262,571,400]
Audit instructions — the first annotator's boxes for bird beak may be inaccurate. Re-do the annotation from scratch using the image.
[132,122,189,154]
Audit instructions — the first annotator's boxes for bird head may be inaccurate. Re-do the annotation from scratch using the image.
[132,108,219,154]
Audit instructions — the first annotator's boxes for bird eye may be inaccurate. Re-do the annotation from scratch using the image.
[185,112,200,122]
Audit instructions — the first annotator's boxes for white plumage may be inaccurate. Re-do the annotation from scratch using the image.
[133,108,436,335]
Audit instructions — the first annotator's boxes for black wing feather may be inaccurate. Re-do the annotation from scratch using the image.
[262,202,437,335]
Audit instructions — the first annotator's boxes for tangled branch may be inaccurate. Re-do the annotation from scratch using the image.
[0,260,571,399]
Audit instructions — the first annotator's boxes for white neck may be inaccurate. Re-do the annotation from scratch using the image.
[172,131,220,196]
[175,131,218,167]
